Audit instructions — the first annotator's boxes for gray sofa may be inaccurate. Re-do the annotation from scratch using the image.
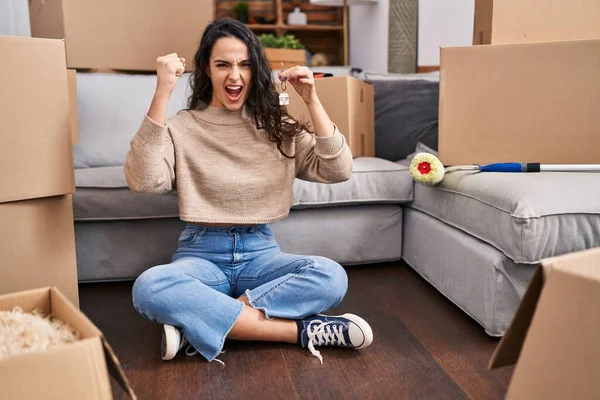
[72,70,600,337]
[73,71,410,281]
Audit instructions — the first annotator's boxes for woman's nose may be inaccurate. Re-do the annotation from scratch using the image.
[229,65,241,80]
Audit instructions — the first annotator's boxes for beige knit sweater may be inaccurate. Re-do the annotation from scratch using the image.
[124,105,353,224]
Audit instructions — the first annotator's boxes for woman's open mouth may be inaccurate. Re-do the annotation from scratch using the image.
[225,85,243,102]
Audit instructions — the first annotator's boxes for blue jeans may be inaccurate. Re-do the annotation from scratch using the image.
[132,224,349,361]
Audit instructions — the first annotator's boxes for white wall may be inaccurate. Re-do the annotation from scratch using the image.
[418,0,474,66]
[0,0,31,36]
[349,0,474,72]
[349,0,390,73]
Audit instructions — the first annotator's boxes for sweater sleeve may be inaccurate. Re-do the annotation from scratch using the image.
[294,124,354,183]
[124,114,176,194]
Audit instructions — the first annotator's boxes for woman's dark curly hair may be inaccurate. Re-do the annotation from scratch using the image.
[187,18,309,157]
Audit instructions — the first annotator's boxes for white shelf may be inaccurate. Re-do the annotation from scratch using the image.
[309,0,378,6]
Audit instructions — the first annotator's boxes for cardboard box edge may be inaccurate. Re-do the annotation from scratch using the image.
[488,265,546,369]
[436,38,600,165]
[0,36,75,203]
[67,68,78,145]
[49,287,137,398]
[437,48,447,164]
[0,287,135,398]
[472,0,494,45]
[486,246,600,370]
[0,286,51,307]
[102,338,138,399]
[0,336,113,399]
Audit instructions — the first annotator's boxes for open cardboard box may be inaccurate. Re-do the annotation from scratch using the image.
[0,287,136,399]
[276,76,375,158]
[489,247,600,399]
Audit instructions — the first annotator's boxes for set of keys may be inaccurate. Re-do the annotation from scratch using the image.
[279,62,290,106]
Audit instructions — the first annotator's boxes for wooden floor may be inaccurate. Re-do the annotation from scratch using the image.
[79,261,513,399]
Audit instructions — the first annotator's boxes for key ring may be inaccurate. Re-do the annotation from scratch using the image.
[280,62,287,91]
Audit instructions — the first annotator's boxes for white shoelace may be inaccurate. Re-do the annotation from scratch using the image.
[210,351,226,366]
[176,334,199,358]
[184,344,198,357]
[306,320,346,364]
[181,336,226,366]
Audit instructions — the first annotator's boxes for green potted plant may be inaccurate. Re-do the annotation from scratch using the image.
[258,34,306,69]
[233,1,249,23]
[258,34,304,49]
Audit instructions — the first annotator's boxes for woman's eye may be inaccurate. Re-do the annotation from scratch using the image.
[241,63,251,68]
[217,63,227,68]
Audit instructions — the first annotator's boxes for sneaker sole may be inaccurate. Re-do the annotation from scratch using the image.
[340,313,374,349]
[161,324,180,361]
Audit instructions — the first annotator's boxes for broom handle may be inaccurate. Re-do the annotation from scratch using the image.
[541,164,600,172]
[479,163,600,172]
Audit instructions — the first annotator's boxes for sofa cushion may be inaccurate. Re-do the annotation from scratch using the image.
[74,69,357,169]
[74,157,412,221]
[409,171,600,264]
[367,76,439,162]
[73,72,192,169]
[292,157,412,208]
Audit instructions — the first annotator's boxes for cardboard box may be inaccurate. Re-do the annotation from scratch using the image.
[438,39,600,165]
[0,286,136,399]
[29,0,212,71]
[278,76,375,157]
[0,35,75,204]
[0,195,79,307]
[265,48,307,70]
[473,0,600,45]
[67,69,78,145]
[489,247,600,399]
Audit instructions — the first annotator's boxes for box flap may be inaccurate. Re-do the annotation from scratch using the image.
[490,247,600,370]
[50,287,137,398]
[543,246,600,280]
[504,248,600,398]
[0,287,51,314]
[488,265,546,369]
[50,287,101,339]
[102,338,137,399]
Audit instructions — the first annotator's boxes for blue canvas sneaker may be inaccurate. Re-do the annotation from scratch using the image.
[297,313,373,363]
